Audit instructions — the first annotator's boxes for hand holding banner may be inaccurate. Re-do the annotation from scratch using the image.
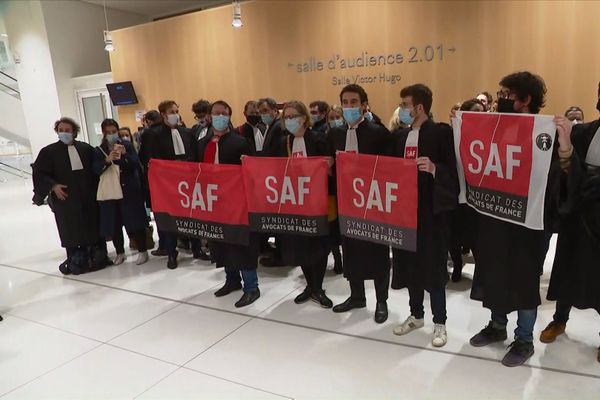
[242,156,329,236]
[336,152,418,251]
[148,159,249,244]
[453,112,556,229]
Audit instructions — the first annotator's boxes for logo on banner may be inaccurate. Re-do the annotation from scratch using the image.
[405,146,418,159]
[536,133,552,151]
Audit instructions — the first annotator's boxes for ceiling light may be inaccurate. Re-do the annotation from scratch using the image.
[104,30,114,52]
[232,1,243,28]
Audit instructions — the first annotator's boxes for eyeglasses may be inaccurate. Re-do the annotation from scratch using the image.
[496,90,516,100]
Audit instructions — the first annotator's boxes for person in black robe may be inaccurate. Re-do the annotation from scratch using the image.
[309,100,329,135]
[272,101,333,308]
[257,97,287,266]
[390,84,459,348]
[190,99,211,141]
[237,100,267,155]
[541,83,600,364]
[93,119,150,266]
[197,100,260,308]
[148,100,202,269]
[469,72,574,367]
[328,84,392,324]
[32,117,110,275]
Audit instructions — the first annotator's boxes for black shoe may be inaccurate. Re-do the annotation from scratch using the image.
[214,282,243,297]
[470,321,508,347]
[332,297,366,313]
[193,250,211,261]
[451,268,463,282]
[260,255,285,267]
[333,251,343,275]
[294,287,311,304]
[311,290,333,308]
[151,248,168,257]
[0,315,3,322]
[177,239,190,251]
[167,255,178,269]
[374,302,388,324]
[58,260,71,275]
[235,289,261,308]
[502,340,534,367]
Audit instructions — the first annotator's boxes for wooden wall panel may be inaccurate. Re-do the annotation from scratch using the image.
[109,0,600,130]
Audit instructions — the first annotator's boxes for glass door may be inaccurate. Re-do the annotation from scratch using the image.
[77,89,118,147]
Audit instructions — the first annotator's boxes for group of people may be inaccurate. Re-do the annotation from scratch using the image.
[30,71,600,368]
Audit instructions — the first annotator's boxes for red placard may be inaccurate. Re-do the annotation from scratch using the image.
[242,156,329,236]
[148,159,249,244]
[336,152,418,250]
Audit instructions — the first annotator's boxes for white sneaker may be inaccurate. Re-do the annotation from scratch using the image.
[432,324,447,347]
[393,316,424,336]
[136,251,149,265]
[114,253,126,266]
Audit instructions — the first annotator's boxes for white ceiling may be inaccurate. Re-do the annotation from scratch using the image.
[81,0,232,19]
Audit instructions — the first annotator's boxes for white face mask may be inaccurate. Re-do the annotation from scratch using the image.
[167,113,180,126]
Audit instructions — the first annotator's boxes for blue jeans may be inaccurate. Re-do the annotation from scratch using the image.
[225,267,258,293]
[492,309,538,343]
[409,286,447,324]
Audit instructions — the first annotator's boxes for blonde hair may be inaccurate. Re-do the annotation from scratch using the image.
[388,106,401,131]
[281,100,312,130]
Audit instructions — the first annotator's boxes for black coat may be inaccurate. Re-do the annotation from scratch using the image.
[262,119,287,157]
[272,129,330,266]
[391,119,459,290]
[32,141,100,248]
[470,131,569,313]
[328,120,393,280]
[152,124,197,162]
[237,122,267,155]
[93,140,148,237]
[197,129,258,269]
[312,118,328,135]
[547,120,599,313]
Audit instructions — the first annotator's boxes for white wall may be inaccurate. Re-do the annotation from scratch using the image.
[41,0,148,123]
[2,0,62,157]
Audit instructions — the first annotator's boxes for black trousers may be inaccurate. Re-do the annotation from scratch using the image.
[113,227,147,254]
[301,261,327,292]
[349,271,390,303]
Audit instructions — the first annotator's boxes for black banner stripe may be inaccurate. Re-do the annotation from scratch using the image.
[154,213,249,245]
[249,213,329,236]
[338,215,417,251]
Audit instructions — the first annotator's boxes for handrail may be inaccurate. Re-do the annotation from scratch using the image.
[0,70,17,82]
[0,161,32,176]
[0,81,20,99]
[0,165,28,179]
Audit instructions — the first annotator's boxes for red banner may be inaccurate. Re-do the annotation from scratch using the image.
[242,156,329,236]
[148,159,249,244]
[336,153,418,250]
[453,112,555,229]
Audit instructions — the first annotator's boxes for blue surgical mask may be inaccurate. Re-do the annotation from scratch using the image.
[329,119,344,129]
[58,132,73,145]
[260,113,274,126]
[106,133,119,144]
[364,111,374,122]
[342,107,362,125]
[399,107,414,125]
[310,114,321,124]
[212,115,230,131]
[285,118,302,135]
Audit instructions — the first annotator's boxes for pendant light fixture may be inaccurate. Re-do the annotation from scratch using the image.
[232,1,243,28]
[103,0,114,52]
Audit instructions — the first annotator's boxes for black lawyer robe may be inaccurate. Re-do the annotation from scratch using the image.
[272,129,330,267]
[152,124,198,162]
[327,119,392,281]
[391,119,459,290]
[262,119,288,157]
[237,122,267,155]
[470,133,569,314]
[32,140,100,248]
[197,128,259,270]
[547,119,599,313]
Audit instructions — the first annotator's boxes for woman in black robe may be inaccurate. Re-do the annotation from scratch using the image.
[542,98,600,363]
[272,101,333,308]
[32,117,110,275]
[93,119,150,266]
[327,84,392,324]
[197,100,260,308]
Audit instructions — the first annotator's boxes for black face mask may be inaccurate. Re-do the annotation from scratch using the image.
[247,115,261,125]
[497,98,516,113]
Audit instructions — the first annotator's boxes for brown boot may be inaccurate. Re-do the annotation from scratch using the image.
[540,321,566,343]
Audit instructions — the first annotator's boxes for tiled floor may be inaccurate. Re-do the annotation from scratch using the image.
[1,179,599,399]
